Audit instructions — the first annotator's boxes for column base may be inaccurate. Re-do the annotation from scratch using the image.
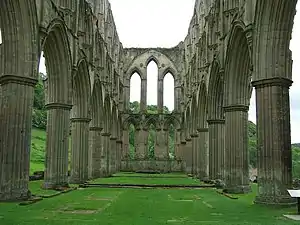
[69,177,87,185]
[223,185,251,194]
[42,182,70,190]
[0,190,32,202]
[254,195,296,206]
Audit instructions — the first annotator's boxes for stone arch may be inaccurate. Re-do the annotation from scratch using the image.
[143,116,158,130]
[146,55,160,67]
[207,59,224,120]
[224,21,252,106]
[0,0,39,78]
[42,19,72,104]
[163,115,181,131]
[90,80,104,129]
[123,116,139,131]
[103,95,112,133]
[72,59,91,118]
[197,82,208,128]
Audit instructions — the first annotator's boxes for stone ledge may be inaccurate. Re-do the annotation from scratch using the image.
[89,127,103,131]
[70,118,91,123]
[101,132,111,137]
[197,128,209,132]
[45,103,73,110]
[223,104,249,112]
[207,119,225,125]
[252,77,293,89]
[0,75,38,86]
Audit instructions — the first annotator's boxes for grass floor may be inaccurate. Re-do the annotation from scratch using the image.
[0,174,299,225]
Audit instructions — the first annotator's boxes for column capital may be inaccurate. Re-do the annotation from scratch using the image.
[71,118,91,123]
[110,136,117,140]
[0,75,38,86]
[223,104,249,112]
[207,119,225,125]
[252,77,293,89]
[89,126,103,131]
[181,141,187,145]
[197,128,209,132]
[116,140,123,144]
[101,132,111,137]
[185,138,192,142]
[45,103,73,110]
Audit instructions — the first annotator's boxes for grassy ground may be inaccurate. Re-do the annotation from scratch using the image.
[0,174,299,225]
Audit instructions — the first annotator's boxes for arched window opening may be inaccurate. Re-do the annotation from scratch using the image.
[290,2,300,178]
[148,124,156,159]
[168,123,175,159]
[129,124,136,159]
[147,60,158,110]
[163,72,175,113]
[130,72,141,112]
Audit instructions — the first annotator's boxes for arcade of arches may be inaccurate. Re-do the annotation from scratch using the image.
[0,0,298,206]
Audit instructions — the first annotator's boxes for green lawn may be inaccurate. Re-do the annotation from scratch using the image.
[0,175,298,225]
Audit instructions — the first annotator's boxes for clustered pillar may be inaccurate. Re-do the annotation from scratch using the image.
[224,105,250,193]
[100,132,111,177]
[70,118,91,184]
[0,76,37,201]
[253,78,294,205]
[43,103,72,189]
[197,128,209,180]
[207,119,225,180]
[89,126,103,179]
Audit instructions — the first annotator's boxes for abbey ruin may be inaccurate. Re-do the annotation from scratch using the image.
[0,0,298,206]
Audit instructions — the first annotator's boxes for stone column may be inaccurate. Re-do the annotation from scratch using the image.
[122,130,130,160]
[0,76,37,201]
[157,78,163,113]
[70,118,91,184]
[43,103,72,189]
[174,84,181,112]
[134,129,147,159]
[140,78,147,112]
[191,133,199,177]
[253,78,294,205]
[116,140,123,171]
[207,119,225,180]
[174,130,182,160]
[224,105,250,193]
[100,132,111,177]
[184,138,193,174]
[155,129,169,159]
[109,136,117,175]
[197,128,209,180]
[89,127,103,179]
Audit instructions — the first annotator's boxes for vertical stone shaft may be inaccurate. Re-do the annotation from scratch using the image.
[224,105,250,193]
[253,78,294,204]
[140,78,147,112]
[89,127,103,179]
[122,130,130,160]
[134,129,147,159]
[157,78,163,113]
[0,77,37,201]
[109,137,117,175]
[174,130,182,160]
[70,118,91,183]
[100,132,111,177]
[191,134,199,176]
[207,119,225,180]
[155,129,169,159]
[184,138,193,174]
[197,128,209,180]
[44,103,72,189]
[116,140,123,171]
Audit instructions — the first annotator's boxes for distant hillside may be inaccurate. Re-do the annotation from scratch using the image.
[292,143,300,148]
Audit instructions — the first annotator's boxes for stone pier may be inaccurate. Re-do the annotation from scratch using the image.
[101,132,111,177]
[43,103,72,189]
[89,127,103,179]
[109,136,117,175]
[184,138,193,174]
[253,78,295,205]
[70,118,91,184]
[134,129,147,159]
[155,129,169,159]
[197,128,209,180]
[207,119,225,180]
[224,105,250,193]
[191,133,199,177]
[0,76,37,201]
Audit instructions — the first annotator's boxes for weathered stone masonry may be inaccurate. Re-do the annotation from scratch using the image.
[0,0,298,206]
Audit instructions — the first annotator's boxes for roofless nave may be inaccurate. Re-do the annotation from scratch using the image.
[0,0,298,206]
